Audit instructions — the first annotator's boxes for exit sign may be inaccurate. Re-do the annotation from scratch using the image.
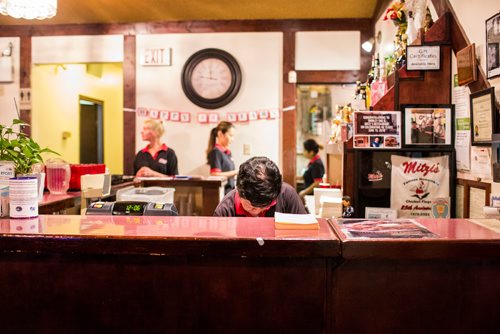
[141,48,172,66]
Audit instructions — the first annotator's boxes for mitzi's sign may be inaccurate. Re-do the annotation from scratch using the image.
[391,155,449,218]
[402,161,440,177]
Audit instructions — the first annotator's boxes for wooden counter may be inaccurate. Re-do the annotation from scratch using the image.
[0,215,339,333]
[3,216,500,333]
[328,218,500,334]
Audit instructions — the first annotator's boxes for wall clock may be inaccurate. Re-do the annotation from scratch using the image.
[181,48,242,109]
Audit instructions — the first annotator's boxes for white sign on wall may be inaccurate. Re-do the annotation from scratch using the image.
[141,48,172,66]
[406,45,440,71]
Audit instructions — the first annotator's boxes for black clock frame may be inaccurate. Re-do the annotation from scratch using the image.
[181,48,242,109]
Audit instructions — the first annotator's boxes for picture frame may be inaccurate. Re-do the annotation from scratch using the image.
[456,43,477,86]
[406,45,441,71]
[352,111,401,149]
[402,104,454,148]
[470,87,496,145]
[486,12,500,79]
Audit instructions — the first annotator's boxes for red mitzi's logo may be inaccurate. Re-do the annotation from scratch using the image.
[402,161,440,177]
[412,180,430,200]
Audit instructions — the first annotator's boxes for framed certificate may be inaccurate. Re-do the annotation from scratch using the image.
[456,43,477,86]
[486,12,500,79]
[470,87,497,145]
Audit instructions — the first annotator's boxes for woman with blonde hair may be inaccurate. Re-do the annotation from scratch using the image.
[206,121,237,194]
[134,119,178,177]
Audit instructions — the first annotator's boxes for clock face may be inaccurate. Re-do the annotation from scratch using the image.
[182,49,242,109]
[190,58,232,100]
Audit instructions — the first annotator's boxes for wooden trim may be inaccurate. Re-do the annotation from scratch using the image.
[123,35,136,176]
[19,36,31,136]
[282,31,296,186]
[0,18,373,37]
[297,70,362,84]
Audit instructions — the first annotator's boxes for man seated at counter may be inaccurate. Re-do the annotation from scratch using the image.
[134,119,179,177]
[214,156,307,217]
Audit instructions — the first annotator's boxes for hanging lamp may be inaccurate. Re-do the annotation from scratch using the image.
[0,0,57,20]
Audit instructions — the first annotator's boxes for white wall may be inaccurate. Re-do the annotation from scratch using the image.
[295,31,360,70]
[32,35,124,63]
[450,0,500,89]
[0,37,20,127]
[450,1,500,195]
[136,32,282,175]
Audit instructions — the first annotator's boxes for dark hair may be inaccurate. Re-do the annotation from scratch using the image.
[237,156,282,207]
[206,121,234,161]
[303,139,320,154]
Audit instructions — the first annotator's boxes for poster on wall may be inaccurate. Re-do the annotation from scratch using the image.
[453,75,471,171]
[390,155,450,218]
[486,12,500,79]
[353,111,401,149]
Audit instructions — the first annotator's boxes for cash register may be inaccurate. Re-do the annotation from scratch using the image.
[86,201,178,216]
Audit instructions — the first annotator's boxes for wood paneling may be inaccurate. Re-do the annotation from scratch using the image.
[282,32,296,186]
[0,18,373,37]
[123,35,136,176]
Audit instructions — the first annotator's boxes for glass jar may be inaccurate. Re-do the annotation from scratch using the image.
[46,158,70,195]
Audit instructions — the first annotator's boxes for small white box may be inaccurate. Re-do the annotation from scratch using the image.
[314,188,342,216]
[117,186,175,204]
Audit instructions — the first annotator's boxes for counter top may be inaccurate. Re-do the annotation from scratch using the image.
[329,218,500,260]
[0,215,339,258]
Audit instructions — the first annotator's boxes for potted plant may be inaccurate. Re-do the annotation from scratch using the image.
[0,119,59,216]
[0,119,58,175]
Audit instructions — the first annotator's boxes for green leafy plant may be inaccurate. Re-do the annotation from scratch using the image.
[0,119,58,175]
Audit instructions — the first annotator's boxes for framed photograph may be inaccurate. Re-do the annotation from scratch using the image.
[456,43,477,86]
[353,111,401,149]
[402,104,454,147]
[406,45,440,71]
[470,87,496,145]
[486,12,500,79]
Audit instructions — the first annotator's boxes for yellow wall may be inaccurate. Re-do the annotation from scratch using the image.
[31,63,123,173]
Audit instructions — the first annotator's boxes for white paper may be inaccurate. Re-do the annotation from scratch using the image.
[274,212,317,224]
[455,131,471,171]
[470,146,492,179]
[469,187,486,218]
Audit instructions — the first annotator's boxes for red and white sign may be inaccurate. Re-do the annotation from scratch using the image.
[391,155,449,218]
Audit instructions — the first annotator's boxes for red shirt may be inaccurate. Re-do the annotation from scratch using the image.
[234,191,277,217]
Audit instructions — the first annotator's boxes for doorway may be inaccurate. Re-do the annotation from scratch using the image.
[296,84,354,189]
[79,96,104,164]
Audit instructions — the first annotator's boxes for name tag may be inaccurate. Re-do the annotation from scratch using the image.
[158,158,167,164]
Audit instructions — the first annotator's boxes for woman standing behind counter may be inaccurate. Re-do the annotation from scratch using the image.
[207,121,237,194]
[134,119,178,177]
[299,139,325,198]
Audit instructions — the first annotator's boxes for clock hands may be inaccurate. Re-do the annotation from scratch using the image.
[198,75,218,81]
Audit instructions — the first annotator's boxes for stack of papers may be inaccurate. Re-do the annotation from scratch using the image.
[274,212,319,230]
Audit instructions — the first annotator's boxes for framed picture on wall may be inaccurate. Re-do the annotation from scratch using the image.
[470,87,497,145]
[402,104,454,148]
[486,12,500,79]
[456,43,477,86]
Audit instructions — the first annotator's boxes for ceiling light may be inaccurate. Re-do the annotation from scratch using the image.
[0,0,57,20]
[361,38,375,53]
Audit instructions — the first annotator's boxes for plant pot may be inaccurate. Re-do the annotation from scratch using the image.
[9,176,38,218]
